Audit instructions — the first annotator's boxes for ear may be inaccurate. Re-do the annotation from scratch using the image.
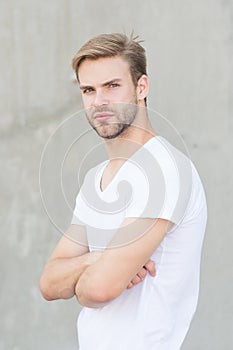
[136,75,149,104]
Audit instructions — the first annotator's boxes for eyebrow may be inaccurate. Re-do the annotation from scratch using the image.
[80,78,122,90]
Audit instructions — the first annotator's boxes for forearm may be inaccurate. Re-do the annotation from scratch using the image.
[75,266,113,308]
[40,253,91,301]
[75,256,156,308]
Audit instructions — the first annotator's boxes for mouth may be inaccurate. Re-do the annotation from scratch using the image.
[94,113,114,122]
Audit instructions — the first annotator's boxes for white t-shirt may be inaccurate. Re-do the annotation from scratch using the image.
[71,136,207,350]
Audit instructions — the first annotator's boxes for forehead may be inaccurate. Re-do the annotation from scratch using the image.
[78,56,132,85]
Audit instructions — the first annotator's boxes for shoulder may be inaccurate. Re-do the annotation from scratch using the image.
[125,136,203,225]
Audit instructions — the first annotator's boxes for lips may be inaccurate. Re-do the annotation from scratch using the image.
[94,113,113,121]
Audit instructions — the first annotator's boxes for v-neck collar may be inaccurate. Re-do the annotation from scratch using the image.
[96,136,160,194]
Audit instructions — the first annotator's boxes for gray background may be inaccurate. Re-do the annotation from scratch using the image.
[1,0,232,349]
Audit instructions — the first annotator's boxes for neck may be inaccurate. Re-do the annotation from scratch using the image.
[104,109,157,162]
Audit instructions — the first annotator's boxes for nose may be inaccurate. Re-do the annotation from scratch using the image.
[92,89,108,107]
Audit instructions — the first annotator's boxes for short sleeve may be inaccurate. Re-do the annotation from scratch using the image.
[124,137,193,225]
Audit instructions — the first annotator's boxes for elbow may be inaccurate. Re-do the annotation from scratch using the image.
[75,277,123,305]
[88,286,117,304]
[76,287,115,306]
[39,275,54,301]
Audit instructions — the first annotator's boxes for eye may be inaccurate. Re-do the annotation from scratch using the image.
[82,87,94,94]
[109,83,120,88]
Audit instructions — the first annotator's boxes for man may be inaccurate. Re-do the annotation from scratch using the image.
[40,33,207,349]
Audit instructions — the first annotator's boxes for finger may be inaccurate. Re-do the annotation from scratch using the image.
[144,260,156,276]
[127,282,133,289]
[131,274,143,285]
[137,267,147,280]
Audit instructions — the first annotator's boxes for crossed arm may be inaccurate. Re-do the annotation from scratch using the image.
[40,217,171,307]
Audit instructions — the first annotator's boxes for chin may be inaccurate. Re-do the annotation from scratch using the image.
[95,123,131,140]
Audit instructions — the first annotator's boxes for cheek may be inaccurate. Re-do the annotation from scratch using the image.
[82,95,93,108]
[111,88,135,102]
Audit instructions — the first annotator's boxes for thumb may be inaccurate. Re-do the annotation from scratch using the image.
[144,259,156,276]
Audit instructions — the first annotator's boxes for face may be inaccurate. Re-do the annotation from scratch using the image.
[78,56,139,139]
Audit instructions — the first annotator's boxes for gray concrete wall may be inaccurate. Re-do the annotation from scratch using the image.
[1,0,232,349]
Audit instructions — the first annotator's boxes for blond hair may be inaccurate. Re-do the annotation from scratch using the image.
[72,33,147,88]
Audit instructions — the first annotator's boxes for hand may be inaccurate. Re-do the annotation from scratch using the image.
[127,259,156,289]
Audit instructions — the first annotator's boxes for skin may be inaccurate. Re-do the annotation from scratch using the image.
[79,57,138,140]
[40,55,171,306]
[40,226,156,301]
